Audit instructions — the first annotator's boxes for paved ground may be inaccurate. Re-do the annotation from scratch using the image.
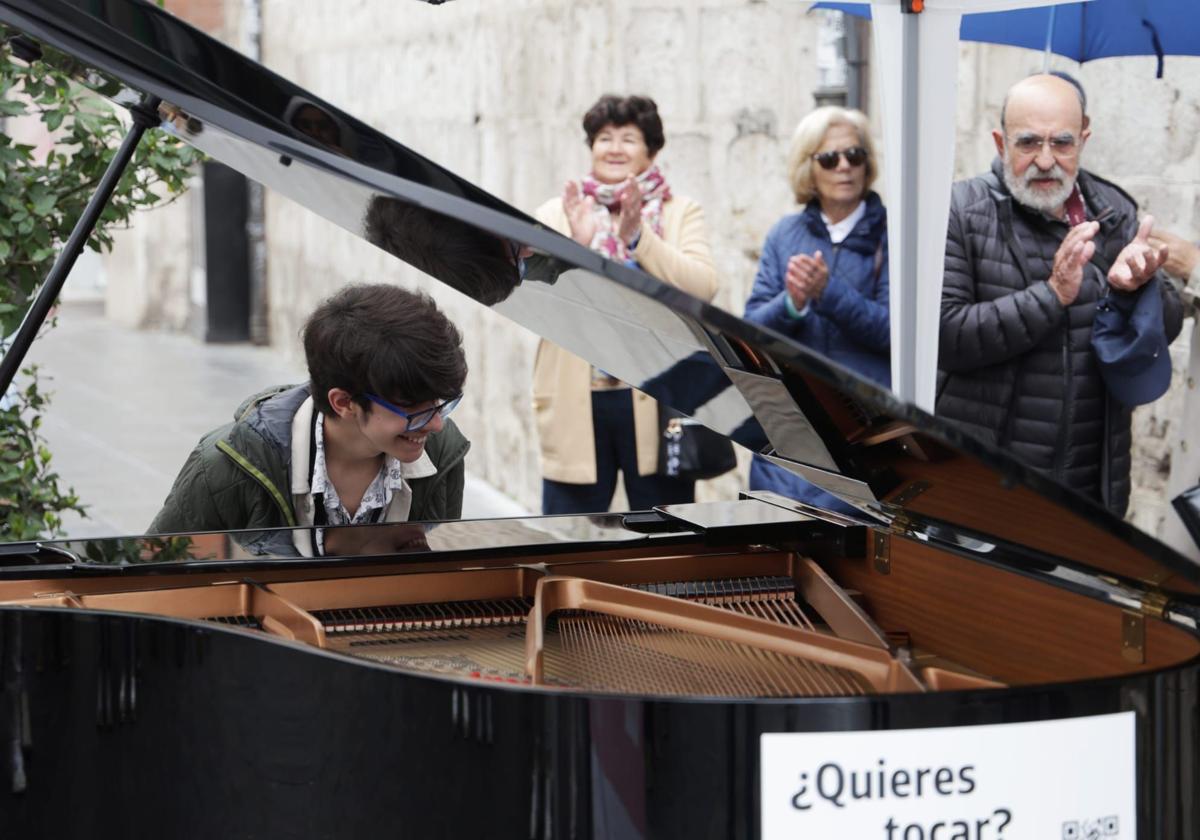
[21,303,528,538]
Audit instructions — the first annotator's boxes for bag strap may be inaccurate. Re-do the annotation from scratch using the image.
[869,212,887,290]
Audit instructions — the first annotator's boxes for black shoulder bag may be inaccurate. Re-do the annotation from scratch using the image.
[657,406,737,481]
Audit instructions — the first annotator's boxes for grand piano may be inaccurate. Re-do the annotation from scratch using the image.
[0,2,1198,838]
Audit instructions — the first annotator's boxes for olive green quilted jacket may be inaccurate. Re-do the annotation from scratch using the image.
[148,384,469,536]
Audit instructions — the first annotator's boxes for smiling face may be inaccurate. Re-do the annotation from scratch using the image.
[358,396,446,463]
[590,123,655,184]
[812,123,867,212]
[326,388,445,464]
[994,75,1089,215]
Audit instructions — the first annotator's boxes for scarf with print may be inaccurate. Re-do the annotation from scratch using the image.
[580,164,672,262]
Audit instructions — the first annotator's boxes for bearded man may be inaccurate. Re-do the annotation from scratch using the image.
[936,73,1182,515]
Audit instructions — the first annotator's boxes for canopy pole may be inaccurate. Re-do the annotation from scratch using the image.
[0,95,162,396]
[1042,5,1057,72]
[873,2,962,411]
[894,9,921,402]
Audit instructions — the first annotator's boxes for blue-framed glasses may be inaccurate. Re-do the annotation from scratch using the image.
[364,392,463,432]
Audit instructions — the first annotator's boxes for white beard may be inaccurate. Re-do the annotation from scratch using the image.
[1003,154,1077,215]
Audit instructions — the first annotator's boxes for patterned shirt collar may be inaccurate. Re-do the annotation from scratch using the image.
[311,414,408,530]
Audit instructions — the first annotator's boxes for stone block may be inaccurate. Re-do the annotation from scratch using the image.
[624,8,697,122]
[699,5,799,119]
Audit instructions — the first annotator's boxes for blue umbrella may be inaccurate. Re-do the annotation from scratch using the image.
[815,1,1199,77]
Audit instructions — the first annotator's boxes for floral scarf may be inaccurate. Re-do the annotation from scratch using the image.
[579,164,672,262]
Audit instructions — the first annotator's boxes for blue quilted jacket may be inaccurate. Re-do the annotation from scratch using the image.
[743,192,890,511]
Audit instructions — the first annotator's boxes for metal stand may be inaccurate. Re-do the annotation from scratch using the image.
[0,95,162,395]
[894,7,921,404]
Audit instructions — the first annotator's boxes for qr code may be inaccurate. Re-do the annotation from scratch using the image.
[1062,816,1120,838]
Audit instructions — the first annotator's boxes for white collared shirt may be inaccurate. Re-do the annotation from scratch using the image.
[821,199,866,245]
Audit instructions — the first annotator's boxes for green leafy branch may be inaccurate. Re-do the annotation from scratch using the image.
[1,29,202,334]
[0,366,85,541]
[1,27,200,540]
[82,535,201,565]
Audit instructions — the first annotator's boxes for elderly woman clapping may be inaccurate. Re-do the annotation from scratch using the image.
[744,106,889,510]
[532,94,719,515]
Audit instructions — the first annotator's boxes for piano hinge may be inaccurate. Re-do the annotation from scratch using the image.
[889,511,914,533]
[1121,610,1146,664]
[872,530,891,575]
[1138,589,1169,621]
[871,505,922,575]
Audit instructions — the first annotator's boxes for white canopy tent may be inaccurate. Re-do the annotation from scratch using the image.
[864,0,1086,410]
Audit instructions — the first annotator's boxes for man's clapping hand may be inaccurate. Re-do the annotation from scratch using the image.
[785,251,829,311]
[1049,221,1098,306]
[1109,216,1169,292]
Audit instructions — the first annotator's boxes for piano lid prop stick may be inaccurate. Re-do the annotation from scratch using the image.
[0,95,161,395]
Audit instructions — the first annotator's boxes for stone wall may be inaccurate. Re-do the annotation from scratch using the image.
[104,190,197,331]
[102,0,231,333]
[106,1,1200,536]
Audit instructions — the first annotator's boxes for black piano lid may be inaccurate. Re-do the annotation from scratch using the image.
[0,499,850,583]
[3,0,1199,597]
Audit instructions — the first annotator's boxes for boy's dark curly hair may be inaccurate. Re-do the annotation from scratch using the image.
[303,283,467,416]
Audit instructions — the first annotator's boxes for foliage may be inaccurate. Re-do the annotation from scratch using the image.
[1,28,200,540]
[81,535,202,565]
[1,29,202,333]
[0,366,84,540]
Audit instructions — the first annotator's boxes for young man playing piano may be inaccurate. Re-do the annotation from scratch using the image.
[148,284,470,555]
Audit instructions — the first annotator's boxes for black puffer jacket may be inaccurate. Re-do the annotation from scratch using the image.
[936,160,1183,515]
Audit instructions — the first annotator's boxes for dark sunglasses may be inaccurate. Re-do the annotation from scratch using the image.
[364,392,463,432]
[812,146,868,170]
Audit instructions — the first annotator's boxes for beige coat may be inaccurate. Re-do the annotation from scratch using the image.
[532,194,719,484]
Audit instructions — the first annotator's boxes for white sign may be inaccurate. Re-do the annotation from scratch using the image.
[761,712,1135,840]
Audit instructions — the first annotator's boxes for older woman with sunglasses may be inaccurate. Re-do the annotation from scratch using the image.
[532,94,718,515]
[743,106,889,512]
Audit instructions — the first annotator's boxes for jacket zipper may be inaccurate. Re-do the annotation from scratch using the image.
[1053,312,1071,481]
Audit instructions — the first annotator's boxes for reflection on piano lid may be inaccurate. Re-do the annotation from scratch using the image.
[1,3,1199,838]
[9,0,1197,592]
